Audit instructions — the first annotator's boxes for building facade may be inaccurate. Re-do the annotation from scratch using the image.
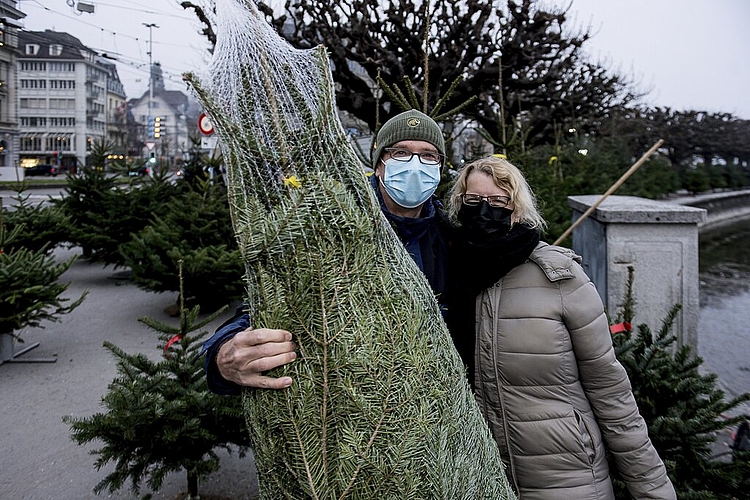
[16,30,125,171]
[100,59,127,157]
[127,63,190,168]
[0,0,24,179]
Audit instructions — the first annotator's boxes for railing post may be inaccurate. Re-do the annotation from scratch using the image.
[567,195,706,349]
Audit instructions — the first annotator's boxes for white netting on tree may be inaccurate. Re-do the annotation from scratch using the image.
[184,0,514,498]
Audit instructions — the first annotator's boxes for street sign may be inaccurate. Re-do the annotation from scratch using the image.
[201,136,218,150]
[145,141,156,151]
[198,112,214,136]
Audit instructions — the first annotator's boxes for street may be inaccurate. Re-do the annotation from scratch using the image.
[0,185,67,209]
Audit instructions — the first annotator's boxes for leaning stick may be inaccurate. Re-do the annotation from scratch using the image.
[553,138,665,246]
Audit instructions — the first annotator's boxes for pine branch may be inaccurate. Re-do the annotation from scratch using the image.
[376,76,411,112]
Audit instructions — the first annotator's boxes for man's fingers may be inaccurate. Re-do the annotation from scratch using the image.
[236,328,292,347]
[215,328,297,389]
[247,375,293,390]
[244,350,297,374]
[226,339,295,366]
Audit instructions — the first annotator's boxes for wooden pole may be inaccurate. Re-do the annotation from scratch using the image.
[552,139,665,246]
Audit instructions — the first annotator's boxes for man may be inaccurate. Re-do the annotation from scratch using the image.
[202,109,451,393]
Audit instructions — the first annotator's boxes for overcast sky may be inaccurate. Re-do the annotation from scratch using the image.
[20,0,750,119]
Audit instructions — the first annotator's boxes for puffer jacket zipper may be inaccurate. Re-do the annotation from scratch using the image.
[574,408,597,477]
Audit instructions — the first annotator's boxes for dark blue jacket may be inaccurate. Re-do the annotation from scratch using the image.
[202,174,451,394]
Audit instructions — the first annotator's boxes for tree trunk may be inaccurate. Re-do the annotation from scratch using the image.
[187,470,199,498]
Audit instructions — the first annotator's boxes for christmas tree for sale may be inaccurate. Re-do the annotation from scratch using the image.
[1,186,69,254]
[610,266,750,499]
[54,139,178,266]
[120,178,244,311]
[0,206,85,363]
[64,268,251,499]
[184,0,513,498]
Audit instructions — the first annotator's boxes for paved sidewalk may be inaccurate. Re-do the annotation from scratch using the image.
[0,247,259,500]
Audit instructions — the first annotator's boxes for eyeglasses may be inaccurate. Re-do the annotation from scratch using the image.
[384,148,444,166]
[461,193,511,208]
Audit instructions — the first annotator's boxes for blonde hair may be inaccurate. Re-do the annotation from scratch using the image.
[448,156,547,230]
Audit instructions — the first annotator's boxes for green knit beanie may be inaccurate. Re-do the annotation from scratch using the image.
[371,110,446,170]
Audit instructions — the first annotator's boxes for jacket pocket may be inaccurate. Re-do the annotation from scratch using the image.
[574,409,596,466]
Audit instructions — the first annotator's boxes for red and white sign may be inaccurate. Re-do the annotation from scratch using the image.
[198,112,214,136]
[145,141,156,151]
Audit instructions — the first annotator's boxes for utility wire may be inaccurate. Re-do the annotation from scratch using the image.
[24,1,203,49]
[21,1,210,89]
[79,0,196,21]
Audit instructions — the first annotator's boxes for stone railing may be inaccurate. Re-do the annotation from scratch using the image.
[568,195,707,350]
[665,188,750,230]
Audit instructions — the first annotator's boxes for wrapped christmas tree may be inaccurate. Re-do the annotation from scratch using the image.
[184,1,514,498]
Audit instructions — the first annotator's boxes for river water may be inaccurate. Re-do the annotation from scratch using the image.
[698,217,750,414]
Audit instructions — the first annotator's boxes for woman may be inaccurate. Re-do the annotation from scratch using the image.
[445,156,676,499]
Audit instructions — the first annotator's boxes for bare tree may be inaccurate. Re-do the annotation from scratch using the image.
[182,0,640,148]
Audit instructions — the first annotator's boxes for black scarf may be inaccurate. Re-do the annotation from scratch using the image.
[446,223,540,387]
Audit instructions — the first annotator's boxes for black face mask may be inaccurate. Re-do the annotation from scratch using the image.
[457,201,514,244]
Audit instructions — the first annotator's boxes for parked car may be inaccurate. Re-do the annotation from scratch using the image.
[23,164,58,177]
[128,163,150,177]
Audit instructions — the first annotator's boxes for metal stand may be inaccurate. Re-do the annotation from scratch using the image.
[6,342,57,363]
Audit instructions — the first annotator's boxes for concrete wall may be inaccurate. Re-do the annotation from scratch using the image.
[568,195,706,349]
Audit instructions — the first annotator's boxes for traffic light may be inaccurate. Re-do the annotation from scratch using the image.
[148,151,156,164]
[154,116,162,138]
[147,116,155,137]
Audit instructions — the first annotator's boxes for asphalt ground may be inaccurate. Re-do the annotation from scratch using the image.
[0,246,259,500]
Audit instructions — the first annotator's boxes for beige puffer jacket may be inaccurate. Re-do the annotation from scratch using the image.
[472,242,676,500]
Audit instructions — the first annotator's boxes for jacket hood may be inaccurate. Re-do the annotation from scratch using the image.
[528,242,582,282]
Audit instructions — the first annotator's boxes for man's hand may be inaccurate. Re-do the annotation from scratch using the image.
[216,328,296,389]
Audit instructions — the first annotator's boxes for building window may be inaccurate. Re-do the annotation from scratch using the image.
[25,44,39,55]
[21,79,48,89]
[20,136,42,151]
[21,61,47,71]
[49,98,75,109]
[20,98,46,109]
[49,44,63,56]
[49,80,76,89]
[47,135,72,152]
[1,24,18,50]
[21,117,47,127]
[49,62,75,72]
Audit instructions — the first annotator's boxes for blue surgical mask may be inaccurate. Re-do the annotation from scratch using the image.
[379,157,441,209]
